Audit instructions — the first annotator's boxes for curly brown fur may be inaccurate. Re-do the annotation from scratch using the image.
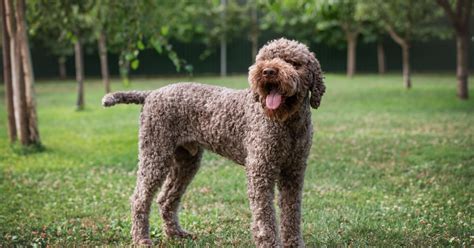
[102,38,325,247]
[102,91,151,106]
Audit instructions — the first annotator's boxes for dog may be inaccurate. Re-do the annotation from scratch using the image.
[102,38,325,247]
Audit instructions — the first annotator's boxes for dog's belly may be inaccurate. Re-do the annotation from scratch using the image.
[193,107,248,165]
[198,138,246,165]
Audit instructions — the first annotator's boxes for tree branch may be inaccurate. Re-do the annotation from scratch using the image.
[436,0,461,30]
[386,25,406,47]
[461,0,473,26]
[456,0,464,17]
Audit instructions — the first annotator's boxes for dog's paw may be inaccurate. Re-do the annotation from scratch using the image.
[136,238,153,246]
[165,228,195,239]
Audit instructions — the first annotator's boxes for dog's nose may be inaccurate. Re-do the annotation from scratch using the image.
[263,68,277,77]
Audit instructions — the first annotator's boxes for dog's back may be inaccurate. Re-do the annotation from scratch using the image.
[104,83,252,164]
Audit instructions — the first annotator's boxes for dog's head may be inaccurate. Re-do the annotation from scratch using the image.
[248,38,325,122]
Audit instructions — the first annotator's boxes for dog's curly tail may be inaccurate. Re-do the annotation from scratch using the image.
[102,91,152,107]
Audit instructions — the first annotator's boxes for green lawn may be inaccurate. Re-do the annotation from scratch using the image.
[0,74,473,247]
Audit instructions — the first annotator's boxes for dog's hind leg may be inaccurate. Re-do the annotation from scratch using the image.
[130,154,170,245]
[157,143,203,239]
[130,118,174,245]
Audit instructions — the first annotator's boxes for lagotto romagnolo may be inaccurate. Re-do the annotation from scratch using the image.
[102,38,325,247]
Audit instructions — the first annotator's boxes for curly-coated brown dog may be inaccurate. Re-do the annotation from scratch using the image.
[102,38,325,247]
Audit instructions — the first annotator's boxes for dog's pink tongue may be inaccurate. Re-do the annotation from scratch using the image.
[266,89,282,110]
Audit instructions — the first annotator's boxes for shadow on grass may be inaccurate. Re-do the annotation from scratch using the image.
[10,142,46,155]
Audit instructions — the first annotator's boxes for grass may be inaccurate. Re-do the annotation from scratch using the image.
[0,74,473,247]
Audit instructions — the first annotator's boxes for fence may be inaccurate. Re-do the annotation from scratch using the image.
[3,33,473,79]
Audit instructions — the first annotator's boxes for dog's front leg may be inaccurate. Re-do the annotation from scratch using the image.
[246,160,281,248]
[278,164,306,248]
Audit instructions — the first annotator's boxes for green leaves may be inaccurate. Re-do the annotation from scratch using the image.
[136,40,145,51]
[130,60,139,70]
[150,37,163,54]
[160,26,169,37]
[360,0,447,42]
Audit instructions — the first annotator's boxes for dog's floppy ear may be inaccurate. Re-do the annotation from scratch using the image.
[309,58,325,109]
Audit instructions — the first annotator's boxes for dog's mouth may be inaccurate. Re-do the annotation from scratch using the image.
[264,84,284,110]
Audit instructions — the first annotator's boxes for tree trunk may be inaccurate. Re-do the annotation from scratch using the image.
[58,56,67,79]
[12,43,29,145]
[456,32,469,99]
[5,0,28,145]
[250,1,258,61]
[74,38,84,110]
[377,40,386,74]
[119,55,130,86]
[98,31,110,93]
[16,0,40,144]
[401,43,412,89]
[1,0,16,142]
[250,34,258,62]
[220,37,227,77]
[220,0,227,77]
[436,0,472,99]
[386,25,412,89]
[346,32,358,78]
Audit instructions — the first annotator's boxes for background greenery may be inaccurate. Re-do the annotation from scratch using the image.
[17,0,472,79]
[0,74,472,246]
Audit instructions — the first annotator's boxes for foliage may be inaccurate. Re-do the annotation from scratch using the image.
[169,0,250,59]
[25,0,192,83]
[261,0,374,48]
[260,0,320,44]
[359,0,449,42]
[0,75,473,246]
[261,0,448,48]
[92,0,192,76]
[31,0,96,43]
[313,0,362,46]
[27,0,96,56]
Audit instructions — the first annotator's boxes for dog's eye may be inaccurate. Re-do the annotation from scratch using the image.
[288,61,301,68]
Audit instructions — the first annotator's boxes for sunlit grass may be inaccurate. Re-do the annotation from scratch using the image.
[0,74,473,246]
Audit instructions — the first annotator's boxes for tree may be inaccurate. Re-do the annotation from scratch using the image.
[97,30,109,92]
[27,7,73,80]
[90,0,110,93]
[28,32,72,80]
[319,0,364,77]
[355,11,388,74]
[262,0,364,77]
[67,2,94,110]
[1,0,16,142]
[172,0,249,70]
[317,0,365,77]
[260,0,322,48]
[31,1,96,110]
[362,27,387,75]
[74,36,85,109]
[28,0,95,110]
[376,37,386,74]
[29,0,109,90]
[220,0,227,76]
[87,0,159,90]
[436,0,473,99]
[100,0,139,86]
[249,0,259,60]
[105,1,191,85]
[1,0,41,146]
[26,0,191,108]
[364,0,444,88]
